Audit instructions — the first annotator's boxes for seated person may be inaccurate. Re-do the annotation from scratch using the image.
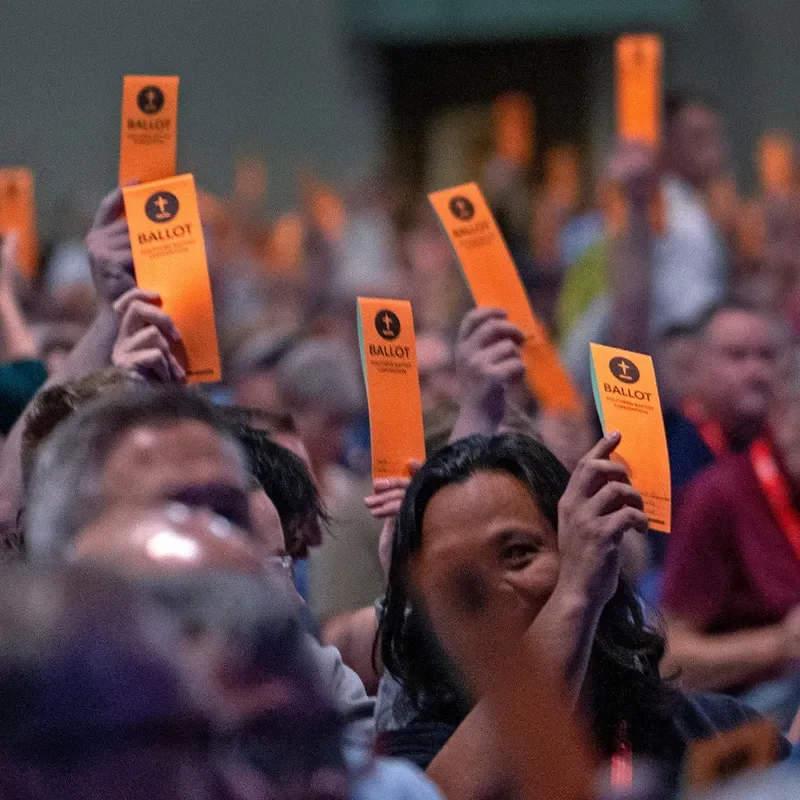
[662,390,800,729]
[376,433,785,795]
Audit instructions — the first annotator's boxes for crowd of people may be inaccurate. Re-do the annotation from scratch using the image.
[3,87,800,798]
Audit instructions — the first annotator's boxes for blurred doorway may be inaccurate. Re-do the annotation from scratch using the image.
[383,38,593,193]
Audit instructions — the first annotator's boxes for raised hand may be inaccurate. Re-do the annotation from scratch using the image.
[556,432,648,608]
[86,187,136,304]
[451,307,526,439]
[111,288,185,383]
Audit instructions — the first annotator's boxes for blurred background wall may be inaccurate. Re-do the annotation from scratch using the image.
[4,0,800,232]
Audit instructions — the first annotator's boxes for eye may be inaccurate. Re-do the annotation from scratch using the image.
[500,541,538,569]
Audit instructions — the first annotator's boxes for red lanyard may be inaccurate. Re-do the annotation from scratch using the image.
[750,439,800,564]
[682,400,728,457]
[610,721,633,789]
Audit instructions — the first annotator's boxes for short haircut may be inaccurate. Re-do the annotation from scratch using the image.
[21,369,143,490]
[664,89,722,127]
[277,338,364,415]
[690,299,769,338]
[25,386,245,562]
[217,406,328,558]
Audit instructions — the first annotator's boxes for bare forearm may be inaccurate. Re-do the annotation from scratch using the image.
[0,293,36,361]
[663,620,788,692]
[524,581,603,706]
[609,201,653,352]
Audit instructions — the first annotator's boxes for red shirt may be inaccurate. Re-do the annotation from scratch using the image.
[662,451,800,635]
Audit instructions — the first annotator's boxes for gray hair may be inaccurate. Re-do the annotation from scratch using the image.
[277,338,365,416]
[25,386,245,562]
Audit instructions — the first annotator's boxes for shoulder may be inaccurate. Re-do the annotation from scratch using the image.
[353,757,445,800]
[681,452,754,509]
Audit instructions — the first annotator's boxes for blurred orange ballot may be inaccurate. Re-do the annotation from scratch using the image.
[120,76,179,185]
[428,182,582,413]
[0,168,38,278]
[590,343,671,533]
[615,34,663,145]
[123,175,220,384]
[357,298,425,480]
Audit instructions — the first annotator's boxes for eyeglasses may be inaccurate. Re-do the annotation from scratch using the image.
[264,554,295,582]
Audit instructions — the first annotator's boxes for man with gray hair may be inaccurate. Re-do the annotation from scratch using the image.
[23,383,378,743]
[25,386,251,561]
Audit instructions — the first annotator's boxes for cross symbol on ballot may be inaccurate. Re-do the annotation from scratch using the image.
[617,359,632,378]
[382,313,395,336]
[144,90,157,111]
[154,195,168,214]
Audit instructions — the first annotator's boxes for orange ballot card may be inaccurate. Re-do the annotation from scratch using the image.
[357,298,426,479]
[123,175,220,384]
[0,169,38,278]
[684,719,781,790]
[615,35,663,145]
[429,182,582,413]
[120,76,179,186]
[590,344,671,532]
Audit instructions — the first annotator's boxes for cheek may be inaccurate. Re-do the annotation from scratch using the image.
[500,553,561,630]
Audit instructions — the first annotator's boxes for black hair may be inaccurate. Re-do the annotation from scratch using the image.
[217,407,328,559]
[379,433,678,755]
[664,90,723,128]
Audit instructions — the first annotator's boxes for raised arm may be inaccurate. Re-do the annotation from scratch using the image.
[607,141,658,353]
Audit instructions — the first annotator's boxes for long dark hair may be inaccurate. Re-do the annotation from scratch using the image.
[379,433,678,755]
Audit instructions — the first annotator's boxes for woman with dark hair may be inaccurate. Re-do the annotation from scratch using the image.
[377,432,780,792]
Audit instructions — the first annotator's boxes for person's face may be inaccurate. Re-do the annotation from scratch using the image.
[234,371,283,417]
[417,335,459,412]
[72,504,264,577]
[99,421,251,530]
[700,311,777,431]
[669,103,726,187]
[419,471,560,641]
[292,409,349,472]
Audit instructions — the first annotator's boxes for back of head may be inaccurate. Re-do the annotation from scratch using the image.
[25,385,239,562]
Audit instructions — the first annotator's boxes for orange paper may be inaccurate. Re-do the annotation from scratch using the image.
[758,132,796,195]
[492,92,535,168]
[0,169,38,278]
[684,719,781,790]
[123,174,220,383]
[358,298,426,479]
[616,35,663,145]
[429,182,582,413]
[590,343,671,532]
[544,144,581,211]
[120,76,179,186]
